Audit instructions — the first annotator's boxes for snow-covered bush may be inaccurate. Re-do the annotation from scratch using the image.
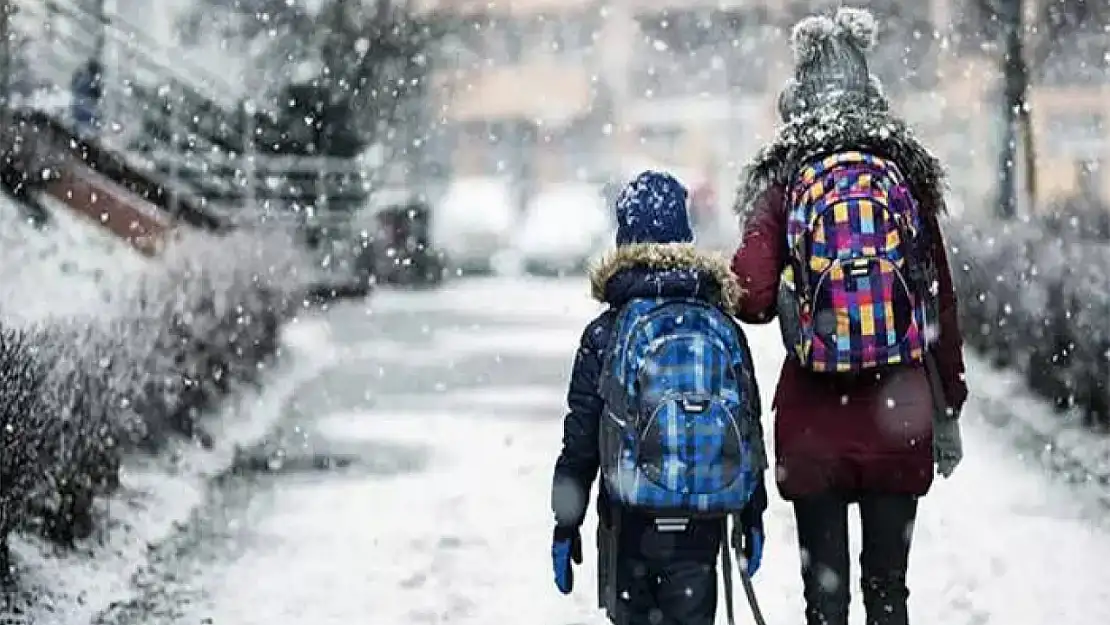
[0,225,318,551]
[948,213,1110,428]
[1060,245,1110,428]
[0,328,52,544]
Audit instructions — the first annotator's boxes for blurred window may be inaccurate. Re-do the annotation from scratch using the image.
[1044,111,1106,159]
[631,8,770,99]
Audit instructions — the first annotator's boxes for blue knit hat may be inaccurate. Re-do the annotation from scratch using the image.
[614,171,693,247]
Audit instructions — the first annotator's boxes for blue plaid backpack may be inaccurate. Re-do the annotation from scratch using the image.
[597,297,765,517]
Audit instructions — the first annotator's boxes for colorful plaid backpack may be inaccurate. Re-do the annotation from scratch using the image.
[597,298,765,516]
[777,151,938,374]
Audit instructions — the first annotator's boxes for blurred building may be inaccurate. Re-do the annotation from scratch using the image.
[935,0,1110,211]
[418,0,1110,212]
[418,0,783,193]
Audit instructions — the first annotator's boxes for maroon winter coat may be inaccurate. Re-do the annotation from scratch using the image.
[729,100,969,500]
[733,185,967,499]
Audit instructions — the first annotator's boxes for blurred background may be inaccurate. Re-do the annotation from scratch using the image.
[1,0,1105,283]
[2,3,1110,623]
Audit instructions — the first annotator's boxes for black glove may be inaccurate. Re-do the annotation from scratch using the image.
[934,417,963,478]
[552,526,582,594]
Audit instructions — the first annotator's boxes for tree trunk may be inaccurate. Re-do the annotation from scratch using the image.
[1011,0,1037,213]
[0,0,11,121]
[997,98,1017,219]
[997,0,1036,219]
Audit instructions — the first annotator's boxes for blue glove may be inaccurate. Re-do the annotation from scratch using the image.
[741,526,764,577]
[552,526,582,594]
[734,481,767,578]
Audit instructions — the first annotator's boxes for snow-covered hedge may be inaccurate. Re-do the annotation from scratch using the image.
[0,227,317,556]
[948,214,1110,429]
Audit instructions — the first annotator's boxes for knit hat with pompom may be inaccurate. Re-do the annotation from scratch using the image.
[614,171,693,247]
[777,6,887,122]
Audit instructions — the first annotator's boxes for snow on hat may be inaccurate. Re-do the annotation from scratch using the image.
[614,171,693,247]
[777,6,887,121]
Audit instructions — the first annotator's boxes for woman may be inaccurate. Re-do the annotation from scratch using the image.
[730,8,968,625]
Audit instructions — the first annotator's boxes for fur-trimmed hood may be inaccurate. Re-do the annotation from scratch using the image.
[589,243,742,316]
[734,91,947,230]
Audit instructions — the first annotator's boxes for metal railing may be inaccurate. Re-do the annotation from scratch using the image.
[14,0,252,202]
[27,0,238,108]
[11,0,369,217]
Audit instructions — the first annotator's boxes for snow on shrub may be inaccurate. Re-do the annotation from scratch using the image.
[0,225,318,553]
[947,214,1110,427]
[1061,244,1110,427]
[0,328,52,544]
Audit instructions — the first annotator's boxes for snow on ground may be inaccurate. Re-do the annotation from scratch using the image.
[0,194,341,624]
[0,195,150,324]
[165,277,1110,625]
[368,276,603,319]
[961,354,1110,493]
[9,317,336,625]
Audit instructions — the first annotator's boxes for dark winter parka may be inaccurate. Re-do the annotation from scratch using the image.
[552,242,768,563]
[731,91,969,500]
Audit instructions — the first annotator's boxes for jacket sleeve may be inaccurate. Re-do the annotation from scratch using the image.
[736,477,768,532]
[926,211,969,418]
[737,356,768,532]
[732,186,788,324]
[551,312,614,529]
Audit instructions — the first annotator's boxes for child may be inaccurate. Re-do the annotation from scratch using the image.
[550,171,769,625]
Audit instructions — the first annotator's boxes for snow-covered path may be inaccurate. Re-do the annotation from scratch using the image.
[109,277,1110,625]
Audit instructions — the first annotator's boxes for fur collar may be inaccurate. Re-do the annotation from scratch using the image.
[734,91,947,229]
[588,243,742,316]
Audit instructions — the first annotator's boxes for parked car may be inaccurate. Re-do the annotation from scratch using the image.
[513,182,612,276]
[348,187,446,288]
[432,176,516,275]
[359,200,445,287]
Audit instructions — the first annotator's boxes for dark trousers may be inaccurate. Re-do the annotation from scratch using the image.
[793,492,918,625]
[614,556,718,625]
[600,507,723,625]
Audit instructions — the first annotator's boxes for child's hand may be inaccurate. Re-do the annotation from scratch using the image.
[552,526,582,594]
[740,526,764,577]
[732,515,765,577]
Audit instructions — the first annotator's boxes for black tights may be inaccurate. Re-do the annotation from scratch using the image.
[793,492,919,625]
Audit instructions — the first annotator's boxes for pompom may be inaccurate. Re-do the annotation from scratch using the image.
[834,6,878,51]
[790,15,837,66]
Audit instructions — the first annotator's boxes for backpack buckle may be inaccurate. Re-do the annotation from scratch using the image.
[846,258,873,277]
[681,397,710,413]
[844,258,874,292]
[654,517,690,532]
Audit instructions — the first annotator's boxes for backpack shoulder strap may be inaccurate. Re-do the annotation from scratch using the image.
[597,305,629,407]
[783,159,826,298]
[720,518,769,625]
[597,298,670,411]
[721,527,737,625]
